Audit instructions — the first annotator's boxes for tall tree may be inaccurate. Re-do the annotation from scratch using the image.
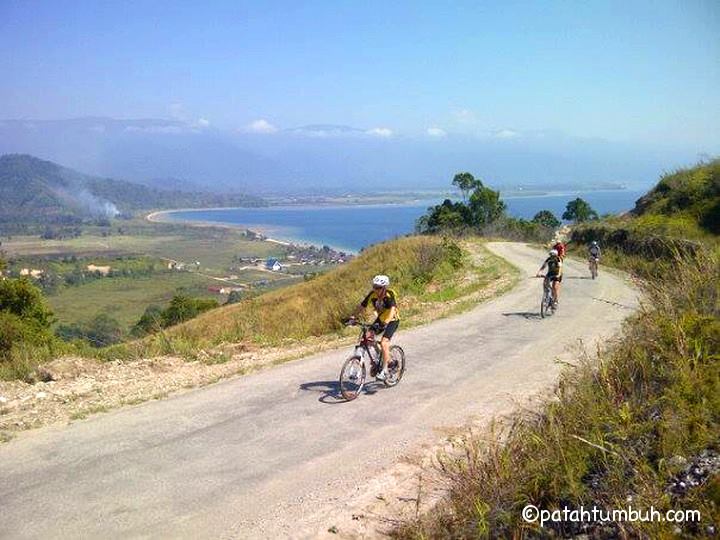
[452,172,481,202]
[469,184,506,226]
[562,198,599,223]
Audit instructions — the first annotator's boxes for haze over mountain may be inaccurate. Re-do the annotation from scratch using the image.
[0,153,263,230]
[0,117,707,196]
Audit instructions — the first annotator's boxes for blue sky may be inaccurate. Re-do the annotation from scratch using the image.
[1,0,718,149]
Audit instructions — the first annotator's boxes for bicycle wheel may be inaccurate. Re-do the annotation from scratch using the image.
[339,355,366,401]
[591,261,598,279]
[383,345,406,387]
[540,288,553,318]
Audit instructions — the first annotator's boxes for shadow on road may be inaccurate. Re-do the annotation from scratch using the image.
[565,276,591,280]
[502,311,542,320]
[299,380,388,404]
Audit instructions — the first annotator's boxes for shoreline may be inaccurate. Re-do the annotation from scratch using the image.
[146,209,355,254]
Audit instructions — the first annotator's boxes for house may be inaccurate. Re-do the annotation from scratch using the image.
[87,264,111,276]
[265,258,282,272]
[20,268,44,279]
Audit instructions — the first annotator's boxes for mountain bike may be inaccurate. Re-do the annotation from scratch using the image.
[589,256,599,279]
[339,320,406,401]
[538,275,558,318]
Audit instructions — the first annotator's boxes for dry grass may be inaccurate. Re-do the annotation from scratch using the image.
[100,236,515,362]
[395,249,720,539]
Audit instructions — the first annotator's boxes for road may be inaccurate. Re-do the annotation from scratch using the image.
[0,243,639,539]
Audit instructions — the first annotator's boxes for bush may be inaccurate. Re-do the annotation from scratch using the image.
[57,314,125,348]
[0,278,55,360]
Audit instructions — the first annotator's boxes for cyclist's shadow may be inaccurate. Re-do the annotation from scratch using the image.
[299,380,386,404]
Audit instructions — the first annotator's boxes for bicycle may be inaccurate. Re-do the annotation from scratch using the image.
[338,320,406,401]
[537,275,558,318]
[589,257,599,279]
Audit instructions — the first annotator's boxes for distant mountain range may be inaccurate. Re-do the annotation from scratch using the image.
[0,117,708,195]
[0,154,264,228]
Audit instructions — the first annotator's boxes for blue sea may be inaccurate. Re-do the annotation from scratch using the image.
[164,190,645,252]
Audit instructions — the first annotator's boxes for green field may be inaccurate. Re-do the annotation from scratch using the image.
[1,218,308,332]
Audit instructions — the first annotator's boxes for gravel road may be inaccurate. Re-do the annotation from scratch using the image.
[0,242,639,539]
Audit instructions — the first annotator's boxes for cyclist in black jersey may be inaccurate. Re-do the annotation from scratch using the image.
[350,274,400,381]
[536,249,563,306]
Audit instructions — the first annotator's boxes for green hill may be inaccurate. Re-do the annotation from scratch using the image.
[0,154,265,228]
[571,160,719,261]
[632,158,720,235]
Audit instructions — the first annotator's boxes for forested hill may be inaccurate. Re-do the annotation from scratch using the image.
[0,154,265,227]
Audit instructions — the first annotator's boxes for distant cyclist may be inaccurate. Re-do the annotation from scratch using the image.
[588,240,601,276]
[350,275,400,381]
[536,249,563,306]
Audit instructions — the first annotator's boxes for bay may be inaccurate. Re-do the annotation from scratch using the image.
[164,190,645,252]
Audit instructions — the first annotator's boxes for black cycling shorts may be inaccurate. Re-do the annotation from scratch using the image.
[547,274,563,283]
[374,319,399,340]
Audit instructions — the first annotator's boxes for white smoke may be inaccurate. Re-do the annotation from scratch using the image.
[58,188,120,218]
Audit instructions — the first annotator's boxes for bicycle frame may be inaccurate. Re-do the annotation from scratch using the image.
[353,325,382,372]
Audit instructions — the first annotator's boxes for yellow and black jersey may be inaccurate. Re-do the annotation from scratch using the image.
[544,255,563,276]
[361,288,400,324]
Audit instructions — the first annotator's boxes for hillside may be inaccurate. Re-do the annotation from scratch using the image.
[633,158,720,234]
[570,160,720,260]
[0,154,265,228]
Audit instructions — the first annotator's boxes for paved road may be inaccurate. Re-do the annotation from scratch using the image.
[0,243,638,539]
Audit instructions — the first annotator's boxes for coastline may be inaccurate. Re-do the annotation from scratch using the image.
[145,209,353,253]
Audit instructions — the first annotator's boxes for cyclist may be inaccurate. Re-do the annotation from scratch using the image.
[588,240,601,273]
[536,248,563,306]
[350,275,400,381]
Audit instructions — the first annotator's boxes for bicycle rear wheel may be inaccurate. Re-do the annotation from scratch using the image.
[383,345,406,387]
[339,355,366,401]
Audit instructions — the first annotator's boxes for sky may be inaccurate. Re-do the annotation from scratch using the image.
[0,0,718,151]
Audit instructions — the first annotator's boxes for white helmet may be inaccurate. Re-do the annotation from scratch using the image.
[549,249,558,256]
[591,241,598,246]
[372,274,390,287]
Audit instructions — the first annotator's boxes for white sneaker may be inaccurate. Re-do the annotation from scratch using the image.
[376,370,388,381]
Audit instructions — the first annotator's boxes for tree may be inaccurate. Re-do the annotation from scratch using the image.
[469,184,506,226]
[532,210,561,229]
[161,295,218,327]
[416,199,471,233]
[0,277,55,359]
[452,172,481,202]
[562,198,598,223]
[131,305,164,337]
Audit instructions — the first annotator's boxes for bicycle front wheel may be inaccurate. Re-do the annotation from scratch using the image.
[540,289,552,318]
[383,345,406,387]
[339,355,366,401]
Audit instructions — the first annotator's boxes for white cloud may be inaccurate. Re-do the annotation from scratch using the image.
[197,118,210,128]
[245,119,278,134]
[426,127,447,138]
[494,129,518,139]
[366,127,393,138]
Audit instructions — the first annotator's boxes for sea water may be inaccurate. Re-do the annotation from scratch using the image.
[164,190,645,252]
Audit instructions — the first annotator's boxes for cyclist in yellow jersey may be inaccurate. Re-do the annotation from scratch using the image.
[351,274,400,381]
